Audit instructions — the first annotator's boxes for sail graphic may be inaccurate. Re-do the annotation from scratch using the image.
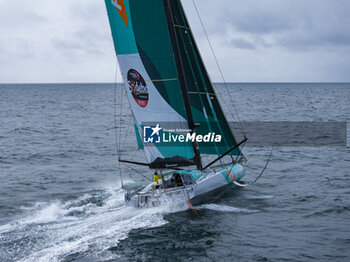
[111,0,128,27]
[105,0,241,169]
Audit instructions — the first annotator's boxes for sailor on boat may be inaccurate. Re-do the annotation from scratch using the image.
[153,172,163,189]
[153,172,162,184]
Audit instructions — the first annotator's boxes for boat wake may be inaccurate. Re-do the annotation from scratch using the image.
[245,195,274,200]
[0,186,170,262]
[198,203,259,213]
[0,185,262,261]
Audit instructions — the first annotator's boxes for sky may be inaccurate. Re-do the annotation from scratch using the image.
[0,0,349,83]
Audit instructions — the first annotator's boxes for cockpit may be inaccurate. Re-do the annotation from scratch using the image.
[162,172,195,188]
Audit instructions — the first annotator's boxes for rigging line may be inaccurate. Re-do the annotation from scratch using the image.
[210,82,238,163]
[121,162,152,182]
[234,145,274,188]
[120,110,133,155]
[235,142,246,162]
[118,82,125,155]
[117,75,133,154]
[114,62,124,187]
[118,160,124,188]
[113,61,122,157]
[130,146,139,160]
[214,82,237,122]
[191,0,246,136]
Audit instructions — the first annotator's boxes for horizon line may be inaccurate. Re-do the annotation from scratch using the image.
[1,81,350,85]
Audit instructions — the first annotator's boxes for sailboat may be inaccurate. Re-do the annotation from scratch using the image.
[105,0,248,209]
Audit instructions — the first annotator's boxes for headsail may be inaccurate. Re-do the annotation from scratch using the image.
[105,0,242,169]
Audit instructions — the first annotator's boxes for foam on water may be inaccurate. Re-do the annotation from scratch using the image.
[0,186,170,262]
[245,195,274,200]
[198,204,259,213]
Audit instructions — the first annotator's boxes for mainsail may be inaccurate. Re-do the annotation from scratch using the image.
[105,0,241,169]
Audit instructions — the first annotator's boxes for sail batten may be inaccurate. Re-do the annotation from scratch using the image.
[146,78,178,83]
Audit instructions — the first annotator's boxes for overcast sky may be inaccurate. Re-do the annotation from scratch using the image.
[0,0,349,83]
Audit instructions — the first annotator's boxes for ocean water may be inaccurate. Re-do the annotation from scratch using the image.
[0,83,349,262]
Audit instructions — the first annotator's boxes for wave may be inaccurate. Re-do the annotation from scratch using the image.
[305,205,350,218]
[0,186,169,262]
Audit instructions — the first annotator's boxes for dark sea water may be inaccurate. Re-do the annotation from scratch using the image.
[0,83,349,262]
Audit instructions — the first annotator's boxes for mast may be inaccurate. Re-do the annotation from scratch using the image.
[163,0,202,170]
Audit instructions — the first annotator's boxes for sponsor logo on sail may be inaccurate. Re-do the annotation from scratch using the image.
[127,69,149,108]
[111,0,128,27]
